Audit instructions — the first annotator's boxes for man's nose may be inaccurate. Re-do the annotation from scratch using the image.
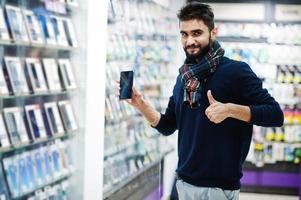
[186,36,195,46]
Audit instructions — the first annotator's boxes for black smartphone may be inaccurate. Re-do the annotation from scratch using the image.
[119,70,134,100]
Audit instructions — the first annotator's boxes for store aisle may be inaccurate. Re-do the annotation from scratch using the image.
[240,193,298,200]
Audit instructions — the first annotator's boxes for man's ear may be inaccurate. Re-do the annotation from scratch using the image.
[210,27,218,40]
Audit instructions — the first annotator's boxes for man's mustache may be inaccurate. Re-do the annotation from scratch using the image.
[184,44,201,50]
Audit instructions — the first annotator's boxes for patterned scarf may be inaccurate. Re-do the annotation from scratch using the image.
[179,40,225,107]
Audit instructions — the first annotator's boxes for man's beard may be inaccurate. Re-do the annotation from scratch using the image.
[184,44,210,59]
[184,37,212,64]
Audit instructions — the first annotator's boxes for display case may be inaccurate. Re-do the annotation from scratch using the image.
[204,0,301,197]
[104,0,178,199]
[0,0,87,199]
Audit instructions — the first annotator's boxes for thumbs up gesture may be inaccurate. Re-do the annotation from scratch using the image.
[207,90,217,105]
[205,90,230,124]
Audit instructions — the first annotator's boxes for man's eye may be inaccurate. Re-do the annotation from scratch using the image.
[181,32,187,37]
[193,32,202,37]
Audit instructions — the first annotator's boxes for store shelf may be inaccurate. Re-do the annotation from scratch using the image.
[0,39,12,45]
[103,148,173,199]
[260,140,301,145]
[105,114,141,126]
[0,131,76,156]
[268,42,301,47]
[103,159,160,199]
[0,1,85,199]
[243,161,300,173]
[104,133,161,160]
[12,173,73,200]
[218,36,301,47]
[0,40,78,52]
[135,33,177,41]
[0,90,75,100]
[283,123,301,126]
[104,144,133,161]
[217,36,268,43]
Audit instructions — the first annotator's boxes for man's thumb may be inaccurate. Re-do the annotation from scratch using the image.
[207,90,216,104]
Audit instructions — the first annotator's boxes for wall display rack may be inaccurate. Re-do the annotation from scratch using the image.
[203,0,301,197]
[0,0,86,199]
[104,0,178,199]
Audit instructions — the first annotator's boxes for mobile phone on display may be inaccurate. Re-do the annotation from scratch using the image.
[119,71,134,100]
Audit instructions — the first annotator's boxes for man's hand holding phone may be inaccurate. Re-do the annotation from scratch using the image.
[116,71,144,109]
[116,70,160,127]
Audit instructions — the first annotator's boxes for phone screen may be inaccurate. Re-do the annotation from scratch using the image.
[119,71,134,100]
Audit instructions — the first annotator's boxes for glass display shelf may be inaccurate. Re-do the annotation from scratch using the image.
[0,40,78,52]
[0,90,76,100]
[103,148,173,199]
[104,135,160,160]
[0,131,76,156]
[11,173,73,200]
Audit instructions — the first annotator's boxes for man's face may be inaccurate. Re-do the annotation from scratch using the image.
[180,19,216,59]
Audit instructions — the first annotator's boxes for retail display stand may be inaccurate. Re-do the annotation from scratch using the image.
[0,0,86,199]
[204,1,301,198]
[104,0,178,199]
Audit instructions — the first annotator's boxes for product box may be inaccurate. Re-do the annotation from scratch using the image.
[64,140,75,172]
[2,156,20,198]
[23,152,37,192]
[51,16,68,47]
[60,179,70,198]
[5,5,29,43]
[42,58,61,92]
[58,100,77,132]
[0,160,9,200]
[17,155,31,194]
[33,149,46,186]
[52,184,62,199]
[3,56,29,95]
[44,102,65,135]
[0,7,10,41]
[23,9,44,45]
[61,17,78,47]
[58,59,77,90]
[57,140,69,175]
[3,107,29,145]
[41,146,53,183]
[0,114,10,148]
[34,189,47,200]
[44,185,57,200]
[25,58,48,94]
[51,144,62,178]
[38,14,56,46]
[0,63,9,96]
[25,104,47,141]
[44,0,67,14]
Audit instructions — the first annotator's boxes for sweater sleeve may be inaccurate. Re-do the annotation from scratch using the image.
[238,63,284,127]
[152,96,177,136]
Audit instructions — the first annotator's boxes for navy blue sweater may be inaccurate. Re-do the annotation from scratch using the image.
[154,56,283,190]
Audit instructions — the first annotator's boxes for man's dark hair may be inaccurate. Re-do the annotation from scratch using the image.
[177,1,215,31]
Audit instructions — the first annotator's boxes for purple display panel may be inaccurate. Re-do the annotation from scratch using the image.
[242,170,301,199]
[241,171,299,188]
[144,185,163,200]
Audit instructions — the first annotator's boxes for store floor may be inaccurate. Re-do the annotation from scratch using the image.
[240,192,298,200]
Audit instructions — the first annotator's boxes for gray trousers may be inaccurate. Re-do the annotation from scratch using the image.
[176,179,240,200]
